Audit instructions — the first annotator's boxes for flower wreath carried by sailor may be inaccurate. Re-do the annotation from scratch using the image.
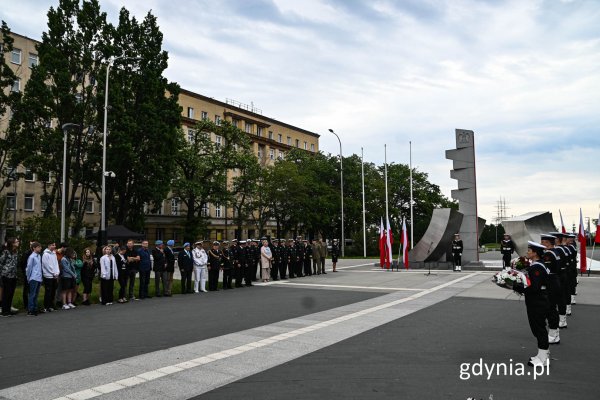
[492,257,531,293]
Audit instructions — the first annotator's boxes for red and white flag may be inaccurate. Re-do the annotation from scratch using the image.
[379,217,385,268]
[385,215,393,269]
[595,212,600,244]
[401,216,409,269]
[559,209,567,234]
[579,208,587,274]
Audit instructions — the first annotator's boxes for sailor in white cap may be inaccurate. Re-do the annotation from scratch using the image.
[192,241,208,293]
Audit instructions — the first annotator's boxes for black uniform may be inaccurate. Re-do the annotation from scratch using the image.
[515,261,550,351]
[240,245,253,286]
[221,247,233,289]
[452,239,463,269]
[115,252,128,300]
[567,241,578,297]
[555,245,571,309]
[500,238,515,268]
[271,242,281,280]
[177,248,194,294]
[286,243,296,278]
[207,248,221,291]
[331,243,339,263]
[542,249,563,329]
[152,248,167,297]
[295,241,305,277]
[304,243,313,276]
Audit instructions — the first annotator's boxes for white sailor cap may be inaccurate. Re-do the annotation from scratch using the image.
[540,234,556,241]
[527,241,546,251]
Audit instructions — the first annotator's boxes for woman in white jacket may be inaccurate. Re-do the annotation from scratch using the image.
[100,246,118,305]
[192,241,208,293]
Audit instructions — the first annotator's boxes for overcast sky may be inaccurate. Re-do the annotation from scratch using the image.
[3,0,599,229]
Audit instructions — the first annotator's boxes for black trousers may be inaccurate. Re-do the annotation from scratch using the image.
[568,268,578,295]
[100,279,114,304]
[1,277,17,314]
[222,268,233,289]
[271,262,279,280]
[559,272,570,306]
[43,277,57,309]
[127,269,138,298]
[296,260,304,277]
[453,253,461,267]
[208,267,219,291]
[181,269,192,293]
[287,261,295,278]
[526,294,550,350]
[252,261,258,281]
[304,259,312,275]
[278,261,287,279]
[118,269,128,299]
[235,266,244,287]
[244,265,253,286]
[546,275,563,328]
[502,253,511,268]
[139,270,151,298]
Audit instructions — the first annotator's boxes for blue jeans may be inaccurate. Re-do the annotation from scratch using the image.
[28,280,42,313]
[139,270,151,298]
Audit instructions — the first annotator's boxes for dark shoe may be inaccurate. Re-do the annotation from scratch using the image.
[27,311,37,317]
[1,313,12,318]
[323,272,327,274]
[156,295,162,298]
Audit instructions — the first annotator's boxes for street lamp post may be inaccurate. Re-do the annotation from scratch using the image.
[100,55,140,246]
[61,123,80,243]
[328,129,344,257]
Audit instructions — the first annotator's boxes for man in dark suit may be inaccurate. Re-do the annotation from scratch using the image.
[177,242,194,294]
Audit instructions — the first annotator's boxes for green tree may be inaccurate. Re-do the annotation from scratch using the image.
[8,0,107,235]
[102,8,182,231]
[0,21,22,241]
[172,120,254,242]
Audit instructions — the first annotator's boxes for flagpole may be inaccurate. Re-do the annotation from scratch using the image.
[361,147,366,258]
[409,141,414,249]
[384,144,389,225]
[590,243,595,276]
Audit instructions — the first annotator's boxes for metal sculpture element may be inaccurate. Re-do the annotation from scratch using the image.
[502,212,556,256]
[409,208,463,262]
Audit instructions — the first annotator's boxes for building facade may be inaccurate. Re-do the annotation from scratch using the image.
[2,32,319,242]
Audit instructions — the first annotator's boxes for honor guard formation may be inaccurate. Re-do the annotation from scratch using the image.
[2,236,337,317]
[513,232,580,369]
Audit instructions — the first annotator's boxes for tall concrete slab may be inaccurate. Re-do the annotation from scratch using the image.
[502,211,556,256]
[445,129,482,264]
[409,208,463,262]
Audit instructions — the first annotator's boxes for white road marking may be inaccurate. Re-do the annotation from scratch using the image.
[271,281,423,291]
[51,273,479,400]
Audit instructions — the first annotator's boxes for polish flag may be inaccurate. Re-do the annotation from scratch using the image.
[595,212,600,244]
[385,215,393,269]
[559,210,567,234]
[401,216,409,269]
[379,217,385,268]
[579,208,587,273]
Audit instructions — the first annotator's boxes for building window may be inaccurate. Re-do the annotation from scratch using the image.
[24,167,35,182]
[187,128,196,143]
[201,203,209,217]
[269,149,274,160]
[295,139,300,148]
[187,107,194,119]
[268,131,273,140]
[75,93,83,104]
[304,141,308,150]
[257,127,263,137]
[287,136,291,145]
[257,147,263,158]
[171,197,180,216]
[73,199,80,212]
[11,79,20,93]
[6,194,16,211]
[311,143,315,152]
[155,228,164,241]
[245,122,253,134]
[215,115,221,125]
[40,197,50,211]
[215,203,222,218]
[85,227,94,238]
[24,195,34,211]
[278,150,284,160]
[85,199,94,213]
[278,134,282,143]
[11,48,21,64]
[215,135,222,148]
[29,53,38,68]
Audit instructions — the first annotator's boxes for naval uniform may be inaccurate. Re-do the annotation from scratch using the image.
[500,239,515,268]
[452,239,463,270]
[542,249,564,329]
[221,247,233,289]
[515,261,550,351]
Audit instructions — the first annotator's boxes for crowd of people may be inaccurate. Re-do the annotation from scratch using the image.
[0,236,340,317]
